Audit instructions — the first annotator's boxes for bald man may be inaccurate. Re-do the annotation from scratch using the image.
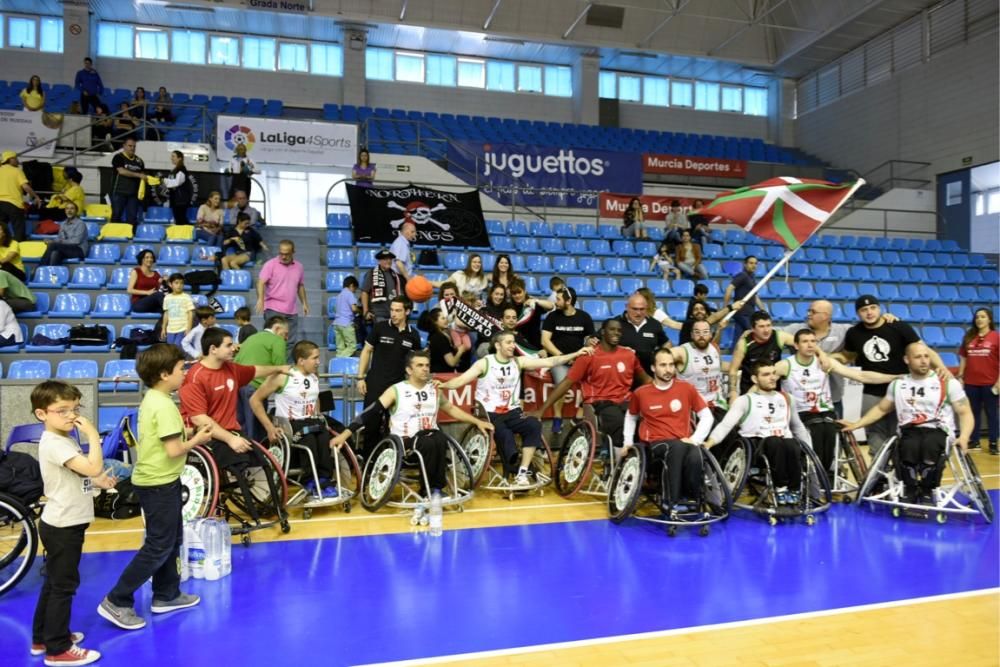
[782,300,851,413]
[617,293,669,371]
[840,342,973,504]
[390,221,417,279]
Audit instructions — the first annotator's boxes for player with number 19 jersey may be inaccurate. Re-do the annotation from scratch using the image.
[389,381,439,437]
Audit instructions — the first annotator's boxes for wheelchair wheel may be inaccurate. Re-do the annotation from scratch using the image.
[182,446,219,522]
[556,420,597,498]
[722,439,752,499]
[841,430,868,483]
[701,449,733,514]
[0,493,37,597]
[361,436,404,512]
[267,432,291,476]
[333,443,363,509]
[801,440,833,507]
[531,436,556,488]
[608,446,646,524]
[443,434,476,501]
[224,442,290,520]
[959,450,994,523]
[458,423,495,489]
[856,436,897,505]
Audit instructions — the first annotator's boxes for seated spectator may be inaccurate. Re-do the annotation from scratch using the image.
[225,190,264,228]
[36,167,85,222]
[128,249,166,314]
[195,191,225,246]
[68,101,82,115]
[113,101,139,143]
[131,87,149,113]
[650,241,681,280]
[481,283,509,321]
[0,269,36,313]
[0,297,21,346]
[548,276,566,303]
[422,307,470,373]
[219,212,266,270]
[0,224,26,282]
[150,87,174,123]
[675,229,708,279]
[490,254,518,290]
[20,75,44,112]
[622,197,647,239]
[36,201,88,267]
[664,199,686,245]
[445,253,488,300]
[91,104,115,151]
[181,306,218,360]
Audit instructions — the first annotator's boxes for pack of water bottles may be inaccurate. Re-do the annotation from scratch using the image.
[181,518,232,582]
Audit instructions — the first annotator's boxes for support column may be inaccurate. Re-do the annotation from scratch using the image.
[573,52,600,126]
[62,4,91,87]
[342,30,367,108]
[768,78,796,147]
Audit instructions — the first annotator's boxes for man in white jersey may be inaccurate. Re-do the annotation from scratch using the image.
[840,342,973,503]
[441,330,593,486]
[332,350,493,495]
[250,340,338,499]
[776,329,900,474]
[703,361,812,505]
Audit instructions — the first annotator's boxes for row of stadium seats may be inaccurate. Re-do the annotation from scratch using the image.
[8,292,246,319]
[18,242,223,266]
[27,266,250,291]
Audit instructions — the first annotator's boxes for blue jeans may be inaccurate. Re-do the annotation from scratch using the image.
[111,194,140,228]
[107,480,183,607]
[195,228,222,246]
[965,383,999,446]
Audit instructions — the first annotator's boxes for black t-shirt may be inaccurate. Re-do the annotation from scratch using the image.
[542,309,595,354]
[730,271,756,316]
[617,315,668,370]
[844,320,920,396]
[739,331,784,394]
[111,152,145,196]
[428,330,456,374]
[364,320,422,392]
[514,301,549,349]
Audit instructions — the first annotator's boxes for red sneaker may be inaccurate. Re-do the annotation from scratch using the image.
[31,632,85,656]
[44,645,101,666]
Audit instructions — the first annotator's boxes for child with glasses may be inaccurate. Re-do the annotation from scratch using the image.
[30,380,117,666]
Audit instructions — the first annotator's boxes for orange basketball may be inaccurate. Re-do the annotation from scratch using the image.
[405,275,434,303]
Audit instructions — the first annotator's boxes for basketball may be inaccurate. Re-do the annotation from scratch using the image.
[405,275,434,303]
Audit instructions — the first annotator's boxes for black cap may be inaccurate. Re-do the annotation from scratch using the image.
[855,294,879,311]
[375,248,395,260]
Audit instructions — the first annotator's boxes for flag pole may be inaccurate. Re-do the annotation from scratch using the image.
[719,178,866,325]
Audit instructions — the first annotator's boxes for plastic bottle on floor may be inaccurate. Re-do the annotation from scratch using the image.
[180,522,191,582]
[429,491,443,537]
[203,520,222,581]
[220,520,232,577]
[187,519,205,579]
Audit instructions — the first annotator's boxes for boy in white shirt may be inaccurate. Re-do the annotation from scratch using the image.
[180,306,217,359]
[160,273,194,347]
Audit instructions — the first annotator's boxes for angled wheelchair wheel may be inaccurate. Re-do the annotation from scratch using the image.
[224,442,290,520]
[458,423,495,489]
[531,436,556,487]
[856,436,897,505]
[443,433,476,500]
[0,493,37,597]
[959,450,994,523]
[556,420,597,497]
[333,443,363,507]
[182,445,219,521]
[361,436,404,512]
[722,439,752,499]
[701,449,733,514]
[841,430,868,483]
[608,446,646,524]
[800,440,833,507]
[267,431,291,476]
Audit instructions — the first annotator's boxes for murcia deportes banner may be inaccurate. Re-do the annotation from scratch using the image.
[216,115,357,167]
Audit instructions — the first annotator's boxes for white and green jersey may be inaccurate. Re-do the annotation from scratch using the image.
[678,342,727,409]
[388,381,439,438]
[738,391,794,439]
[274,369,319,420]
[887,374,965,436]
[475,354,521,413]
[784,355,833,414]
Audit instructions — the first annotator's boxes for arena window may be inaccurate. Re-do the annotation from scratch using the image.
[598,71,616,98]
[8,16,36,49]
[618,74,641,102]
[243,36,276,71]
[135,27,168,61]
[517,65,542,93]
[486,61,515,92]
[40,17,62,53]
[643,76,669,106]
[209,35,240,66]
[98,23,133,59]
[279,42,308,73]
[395,52,425,83]
[366,47,394,80]
[457,58,485,88]
[670,80,693,107]
[694,81,720,111]
[172,30,206,65]
[544,65,571,97]
[311,43,342,76]
[721,85,743,112]
[744,87,767,116]
[425,54,456,86]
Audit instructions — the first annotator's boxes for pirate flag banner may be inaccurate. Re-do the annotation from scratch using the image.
[346,183,491,248]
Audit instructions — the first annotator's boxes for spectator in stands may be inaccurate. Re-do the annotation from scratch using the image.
[195,190,225,246]
[482,283,509,322]
[36,201,88,267]
[128,249,166,314]
[723,255,766,343]
[150,88,174,124]
[226,143,257,199]
[650,241,681,281]
[255,240,306,352]
[155,87,172,105]
[435,283,473,366]
[162,151,193,226]
[664,200,686,245]
[75,57,104,114]
[110,138,146,229]
[333,276,359,358]
[491,254,517,290]
[423,307,470,373]
[958,307,999,455]
[389,221,416,280]
[352,149,376,188]
[235,314,290,439]
[220,212,266,270]
[0,298,21,346]
[687,283,716,317]
[128,87,160,140]
[675,229,708,280]
[361,249,404,324]
[181,306,217,360]
[0,150,42,242]
[677,299,740,346]
[36,167,85,222]
[226,190,264,229]
[622,197,647,239]
[548,276,566,303]
[131,87,149,115]
[113,102,139,143]
[0,269,36,313]
[618,292,669,370]
[436,253,488,299]
[234,307,257,344]
[91,104,114,151]
[0,224,26,282]
[509,279,553,350]
[20,76,45,112]
[541,286,595,432]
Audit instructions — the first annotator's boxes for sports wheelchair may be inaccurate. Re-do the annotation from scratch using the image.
[726,436,832,525]
[458,401,555,500]
[607,442,732,537]
[856,433,994,524]
[359,429,475,525]
[802,416,869,502]
[553,403,621,499]
[0,491,37,597]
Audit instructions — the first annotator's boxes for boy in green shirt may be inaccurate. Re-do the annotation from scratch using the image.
[99,344,213,631]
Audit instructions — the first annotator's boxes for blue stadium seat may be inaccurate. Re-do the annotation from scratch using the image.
[121,244,155,264]
[870,266,892,282]
[977,286,998,302]
[950,304,972,324]
[552,222,575,238]
[107,267,131,289]
[927,268,946,282]
[672,279,694,297]
[94,294,130,317]
[220,270,251,291]
[326,230,352,247]
[862,250,882,265]
[588,240,611,255]
[28,265,70,288]
[564,239,589,256]
[610,300,627,316]
[771,302,796,322]
[581,301,610,320]
[807,264,831,280]
[7,360,51,379]
[594,277,618,296]
[143,206,172,224]
[135,224,166,242]
[69,266,107,289]
[939,351,959,367]
[612,240,636,256]
[921,326,946,348]
[930,304,957,323]
[918,285,940,301]
[214,295,245,318]
[598,224,619,240]
[547,256,573,274]
[530,222,551,237]
[766,282,792,299]
[485,220,505,236]
[937,285,959,302]
[909,267,929,282]
[327,249,355,268]
[539,238,564,254]
[85,243,121,265]
[825,248,845,264]
[56,359,98,380]
[328,357,359,388]
[944,268,965,285]
[527,256,554,273]
[603,258,626,274]
[791,282,815,299]
[514,237,540,254]
[577,257,600,274]
[491,236,515,252]
[814,283,835,299]
[834,283,858,301]
[794,302,810,320]
[957,286,979,302]
[18,292,49,318]
[26,324,70,352]
[855,237,874,250]
[891,303,911,321]
[158,246,190,266]
[647,279,670,297]
[566,277,594,296]
[576,224,599,239]
[506,220,530,236]
[909,304,932,323]
[620,278,642,294]
[877,284,900,301]
[49,293,91,317]
[635,241,656,257]
[327,213,351,229]
[844,249,863,263]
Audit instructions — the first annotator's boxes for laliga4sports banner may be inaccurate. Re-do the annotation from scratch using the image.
[346,183,490,248]
[216,115,357,167]
[448,141,642,207]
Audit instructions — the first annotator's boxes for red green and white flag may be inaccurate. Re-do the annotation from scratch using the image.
[696,177,864,250]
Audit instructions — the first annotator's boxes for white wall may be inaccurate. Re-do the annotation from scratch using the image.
[365,80,574,121]
[618,103,769,141]
[826,188,936,237]
[795,34,1000,182]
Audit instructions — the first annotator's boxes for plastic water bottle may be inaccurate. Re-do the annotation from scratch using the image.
[187,519,205,579]
[180,523,191,582]
[429,491,443,537]
[203,520,222,581]
[220,521,232,577]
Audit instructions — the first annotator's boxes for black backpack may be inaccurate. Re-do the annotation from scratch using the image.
[68,324,108,346]
[0,450,44,506]
[93,478,141,520]
[184,270,221,297]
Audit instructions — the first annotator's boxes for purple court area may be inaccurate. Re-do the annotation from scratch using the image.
[1,494,996,667]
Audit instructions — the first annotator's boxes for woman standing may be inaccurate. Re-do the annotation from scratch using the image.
[163,151,194,226]
[128,250,165,314]
[958,307,999,455]
[227,143,257,199]
[622,197,646,239]
[446,254,489,299]
[20,75,44,111]
[195,190,225,246]
[352,149,376,187]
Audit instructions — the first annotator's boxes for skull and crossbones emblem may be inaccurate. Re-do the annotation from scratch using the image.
[388,200,450,230]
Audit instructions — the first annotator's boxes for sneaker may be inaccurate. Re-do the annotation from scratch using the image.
[32,633,84,656]
[304,479,322,499]
[98,597,146,630]
[322,485,339,499]
[151,592,201,614]
[44,645,100,666]
[989,443,998,456]
[787,492,800,506]
[513,472,531,487]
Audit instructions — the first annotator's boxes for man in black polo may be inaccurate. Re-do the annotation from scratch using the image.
[618,292,668,371]
[723,255,766,343]
[110,137,146,230]
[728,310,795,402]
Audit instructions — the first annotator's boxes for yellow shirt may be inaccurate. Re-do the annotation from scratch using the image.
[20,89,44,111]
[0,240,24,274]
[58,183,85,212]
[0,164,28,208]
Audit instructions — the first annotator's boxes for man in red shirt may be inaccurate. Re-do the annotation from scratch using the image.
[180,327,290,521]
[534,318,650,454]
[624,348,714,506]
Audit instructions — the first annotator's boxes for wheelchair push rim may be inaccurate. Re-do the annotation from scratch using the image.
[608,446,645,524]
[959,450,994,523]
[182,445,219,522]
[556,420,597,498]
[361,436,404,512]
[0,493,37,597]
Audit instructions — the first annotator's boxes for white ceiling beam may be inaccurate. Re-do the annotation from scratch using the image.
[482,0,504,30]
[562,3,593,40]
[399,0,408,21]
[707,0,793,56]
[774,0,889,66]
[638,0,692,47]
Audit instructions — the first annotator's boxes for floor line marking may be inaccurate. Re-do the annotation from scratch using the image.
[352,588,1000,667]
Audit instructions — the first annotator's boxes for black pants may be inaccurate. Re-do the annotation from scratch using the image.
[593,400,628,451]
[79,92,102,114]
[0,203,26,242]
[490,409,543,475]
[39,243,85,267]
[405,431,449,495]
[291,418,334,480]
[37,207,68,222]
[898,427,947,494]
[208,437,281,522]
[107,480,182,608]
[649,440,703,504]
[229,174,251,200]
[171,204,189,226]
[32,521,87,655]
[131,292,164,314]
[758,436,802,491]
[802,411,838,474]
[360,379,395,456]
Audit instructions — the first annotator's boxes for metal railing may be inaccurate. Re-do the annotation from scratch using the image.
[862,159,932,192]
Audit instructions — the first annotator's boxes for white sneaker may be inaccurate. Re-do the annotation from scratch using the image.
[513,472,531,487]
